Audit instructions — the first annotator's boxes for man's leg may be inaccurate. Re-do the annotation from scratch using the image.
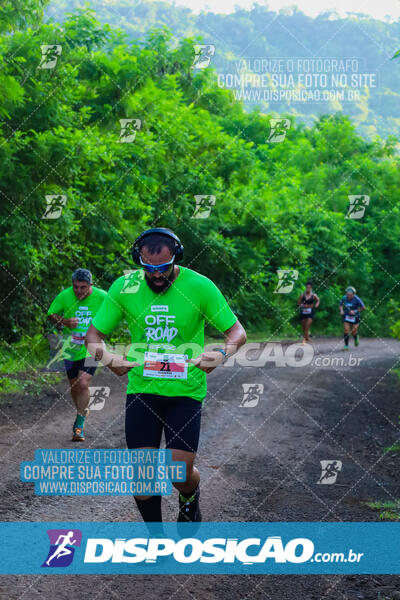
[133,447,163,524]
[172,449,201,526]
[172,449,200,495]
[164,396,202,524]
[67,362,94,441]
[352,323,359,346]
[64,360,84,440]
[343,322,350,349]
[125,394,164,523]
[70,371,92,415]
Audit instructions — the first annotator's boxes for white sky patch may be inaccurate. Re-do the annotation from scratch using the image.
[168,0,400,21]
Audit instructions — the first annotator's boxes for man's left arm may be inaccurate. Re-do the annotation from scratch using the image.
[190,320,247,373]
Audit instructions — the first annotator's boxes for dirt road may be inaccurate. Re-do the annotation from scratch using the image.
[1,337,400,599]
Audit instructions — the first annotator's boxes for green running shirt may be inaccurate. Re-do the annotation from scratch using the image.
[92,266,237,402]
[47,286,107,361]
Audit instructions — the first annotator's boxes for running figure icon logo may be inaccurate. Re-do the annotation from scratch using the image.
[274,270,298,294]
[192,44,215,69]
[42,529,82,568]
[42,194,67,219]
[88,386,110,411]
[267,118,291,143]
[240,384,264,407]
[117,119,141,143]
[317,460,343,485]
[121,269,145,294]
[192,195,216,219]
[346,195,370,220]
[38,45,62,69]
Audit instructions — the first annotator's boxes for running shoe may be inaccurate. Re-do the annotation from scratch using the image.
[72,426,85,442]
[178,486,201,524]
[343,345,349,351]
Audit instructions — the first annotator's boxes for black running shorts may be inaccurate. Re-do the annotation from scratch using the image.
[64,358,98,379]
[125,393,202,453]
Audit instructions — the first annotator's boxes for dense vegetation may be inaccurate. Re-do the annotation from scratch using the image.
[1,3,400,351]
[45,0,400,141]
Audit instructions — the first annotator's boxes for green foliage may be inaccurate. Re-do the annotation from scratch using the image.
[45,0,400,141]
[0,334,49,373]
[1,8,400,347]
[384,444,400,453]
[0,334,62,399]
[0,373,63,400]
[0,0,50,33]
[364,501,400,521]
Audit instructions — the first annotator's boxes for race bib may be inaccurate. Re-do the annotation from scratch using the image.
[143,352,188,380]
[71,332,85,345]
[301,307,312,314]
[344,315,356,323]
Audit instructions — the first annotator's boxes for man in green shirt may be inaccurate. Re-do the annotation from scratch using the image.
[47,269,107,442]
[85,228,246,527]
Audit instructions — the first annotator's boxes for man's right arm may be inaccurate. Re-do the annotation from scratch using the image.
[85,276,139,375]
[47,291,79,329]
[48,313,79,329]
[85,324,139,376]
[48,313,63,327]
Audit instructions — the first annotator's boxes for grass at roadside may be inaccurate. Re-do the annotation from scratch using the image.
[0,334,49,374]
[0,335,63,400]
[0,372,63,401]
[364,373,400,523]
[384,443,400,453]
[383,414,400,454]
[364,501,400,521]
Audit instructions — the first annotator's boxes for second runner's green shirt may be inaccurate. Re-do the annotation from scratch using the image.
[47,286,107,361]
[92,266,237,402]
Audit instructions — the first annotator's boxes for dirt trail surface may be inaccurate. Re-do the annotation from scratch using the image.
[1,337,400,599]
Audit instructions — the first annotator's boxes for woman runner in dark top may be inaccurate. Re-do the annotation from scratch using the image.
[297,281,320,344]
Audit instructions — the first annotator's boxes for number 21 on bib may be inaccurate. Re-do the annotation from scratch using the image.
[143,352,188,379]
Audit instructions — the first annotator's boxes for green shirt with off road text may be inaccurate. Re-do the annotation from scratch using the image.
[92,266,237,402]
[47,286,107,361]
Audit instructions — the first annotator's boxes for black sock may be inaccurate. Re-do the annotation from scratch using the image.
[179,485,199,501]
[134,496,162,522]
[344,334,349,346]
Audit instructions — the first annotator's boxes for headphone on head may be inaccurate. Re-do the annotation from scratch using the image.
[131,228,184,265]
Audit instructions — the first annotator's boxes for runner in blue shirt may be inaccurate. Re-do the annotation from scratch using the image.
[339,286,365,350]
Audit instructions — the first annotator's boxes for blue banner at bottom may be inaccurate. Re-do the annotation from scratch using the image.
[0,522,399,574]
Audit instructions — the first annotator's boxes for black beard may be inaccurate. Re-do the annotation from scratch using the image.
[145,270,175,294]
